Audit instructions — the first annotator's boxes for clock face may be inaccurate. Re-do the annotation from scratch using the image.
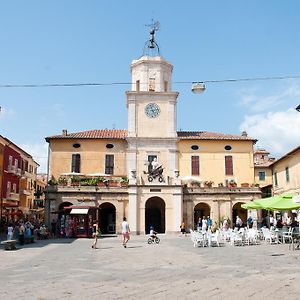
[145,103,160,118]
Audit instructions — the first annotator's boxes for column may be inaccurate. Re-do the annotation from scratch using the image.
[128,186,138,235]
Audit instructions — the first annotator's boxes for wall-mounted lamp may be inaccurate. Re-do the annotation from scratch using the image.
[191,82,206,94]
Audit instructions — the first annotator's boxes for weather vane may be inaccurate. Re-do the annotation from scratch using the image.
[143,19,160,56]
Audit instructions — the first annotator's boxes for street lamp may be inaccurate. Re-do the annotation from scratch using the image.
[191,82,206,94]
[296,104,300,112]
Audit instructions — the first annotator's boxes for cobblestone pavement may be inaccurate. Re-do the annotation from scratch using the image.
[1,235,300,300]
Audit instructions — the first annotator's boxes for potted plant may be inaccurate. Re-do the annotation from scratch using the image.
[218,182,224,187]
[228,179,237,188]
[71,175,81,186]
[204,181,213,188]
[190,180,201,188]
[120,176,129,186]
[58,176,67,186]
[48,178,58,186]
[241,182,249,188]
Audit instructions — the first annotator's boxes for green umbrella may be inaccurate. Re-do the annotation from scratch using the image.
[266,194,300,211]
[241,201,263,210]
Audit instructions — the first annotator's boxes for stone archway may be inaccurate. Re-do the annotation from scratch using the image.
[145,197,165,234]
[232,202,247,227]
[99,202,116,234]
[194,202,211,229]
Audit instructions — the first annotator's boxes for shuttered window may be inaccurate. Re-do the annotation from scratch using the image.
[191,156,200,176]
[225,156,233,175]
[105,154,114,175]
[71,154,81,173]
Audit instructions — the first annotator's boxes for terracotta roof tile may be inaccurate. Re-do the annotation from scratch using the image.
[46,129,128,141]
[177,131,256,141]
[46,129,256,142]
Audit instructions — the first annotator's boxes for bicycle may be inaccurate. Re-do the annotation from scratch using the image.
[147,236,160,244]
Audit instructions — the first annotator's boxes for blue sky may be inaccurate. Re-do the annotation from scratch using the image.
[1,1,300,172]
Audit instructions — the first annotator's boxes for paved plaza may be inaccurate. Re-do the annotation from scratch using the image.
[1,234,300,299]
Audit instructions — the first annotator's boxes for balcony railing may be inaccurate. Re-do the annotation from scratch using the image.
[6,192,20,201]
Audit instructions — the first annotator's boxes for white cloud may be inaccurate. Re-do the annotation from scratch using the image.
[239,81,300,113]
[20,143,48,173]
[240,109,300,157]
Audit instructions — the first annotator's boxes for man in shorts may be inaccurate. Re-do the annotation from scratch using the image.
[121,217,130,248]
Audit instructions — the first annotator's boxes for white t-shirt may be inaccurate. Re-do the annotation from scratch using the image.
[121,221,129,234]
[7,226,13,235]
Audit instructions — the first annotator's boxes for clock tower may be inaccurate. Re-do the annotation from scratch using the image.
[126,25,179,182]
[126,22,182,234]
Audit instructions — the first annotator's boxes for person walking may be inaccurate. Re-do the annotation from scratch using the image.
[7,223,14,240]
[92,221,100,249]
[121,217,130,248]
[180,221,187,236]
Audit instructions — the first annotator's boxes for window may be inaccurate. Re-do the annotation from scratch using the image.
[191,156,200,176]
[285,167,290,183]
[224,145,232,151]
[105,154,114,175]
[164,81,168,92]
[149,78,155,91]
[71,154,81,173]
[148,155,157,173]
[8,155,13,170]
[106,144,114,149]
[274,171,278,186]
[191,145,199,150]
[12,183,17,193]
[7,181,11,197]
[225,156,233,175]
[258,171,266,181]
[14,158,18,168]
[73,143,81,148]
[136,80,140,92]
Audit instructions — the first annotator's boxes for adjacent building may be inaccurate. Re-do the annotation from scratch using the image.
[270,145,300,196]
[0,135,40,223]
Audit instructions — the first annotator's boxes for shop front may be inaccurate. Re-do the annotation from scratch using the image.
[57,205,99,238]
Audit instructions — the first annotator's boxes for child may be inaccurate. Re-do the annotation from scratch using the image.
[149,226,157,240]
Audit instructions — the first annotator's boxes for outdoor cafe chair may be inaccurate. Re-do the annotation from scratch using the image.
[261,227,277,244]
[282,227,294,244]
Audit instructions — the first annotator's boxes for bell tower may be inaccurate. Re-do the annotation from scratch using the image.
[126,22,182,234]
[126,22,179,181]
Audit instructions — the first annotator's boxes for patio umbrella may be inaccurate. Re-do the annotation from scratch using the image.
[241,201,263,210]
[293,195,300,203]
[266,194,300,211]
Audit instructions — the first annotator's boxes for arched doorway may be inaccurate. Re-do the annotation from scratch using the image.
[99,202,116,234]
[145,197,165,234]
[232,202,247,227]
[194,203,211,229]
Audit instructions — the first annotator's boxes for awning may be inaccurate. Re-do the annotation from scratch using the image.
[70,208,89,214]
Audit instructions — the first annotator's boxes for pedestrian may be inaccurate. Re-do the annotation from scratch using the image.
[180,221,187,236]
[197,217,202,231]
[202,216,207,232]
[207,216,212,230]
[7,223,14,240]
[92,221,100,249]
[51,219,57,238]
[121,217,130,248]
[236,216,243,230]
[19,221,25,245]
[247,216,253,229]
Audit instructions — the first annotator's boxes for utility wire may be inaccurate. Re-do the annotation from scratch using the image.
[1,75,300,88]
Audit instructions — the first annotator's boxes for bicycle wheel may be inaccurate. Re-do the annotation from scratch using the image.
[147,237,153,244]
[155,237,160,244]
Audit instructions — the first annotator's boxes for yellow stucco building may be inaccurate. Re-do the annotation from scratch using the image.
[45,31,261,236]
